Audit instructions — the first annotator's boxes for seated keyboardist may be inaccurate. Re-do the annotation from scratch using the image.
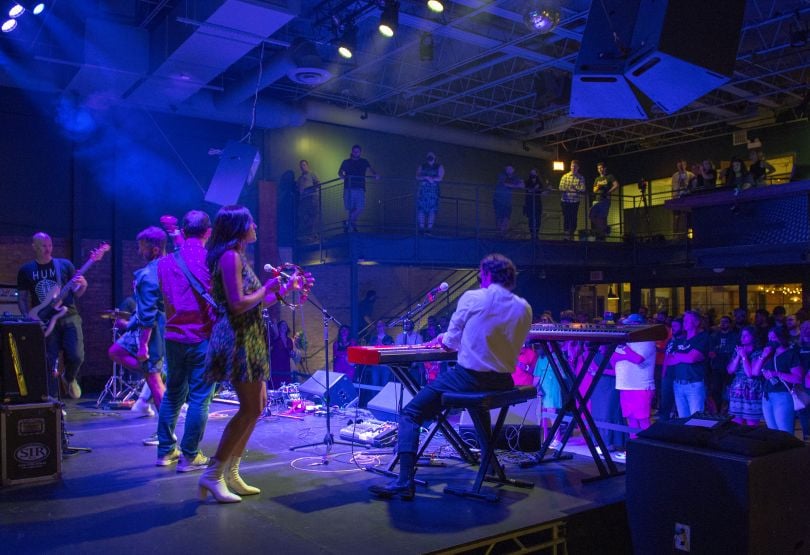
[368,253,532,500]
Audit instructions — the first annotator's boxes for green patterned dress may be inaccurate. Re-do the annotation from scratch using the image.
[205,252,269,383]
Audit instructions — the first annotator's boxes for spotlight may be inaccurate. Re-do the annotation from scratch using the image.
[32,3,44,14]
[1,18,16,32]
[378,1,399,38]
[427,0,443,13]
[9,3,23,18]
[552,160,565,171]
[337,24,357,59]
[524,4,560,34]
[419,32,433,61]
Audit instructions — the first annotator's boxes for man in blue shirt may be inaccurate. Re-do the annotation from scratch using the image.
[664,310,709,417]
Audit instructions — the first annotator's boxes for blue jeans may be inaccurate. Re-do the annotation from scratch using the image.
[673,381,706,418]
[658,371,676,421]
[762,391,795,433]
[398,365,513,455]
[157,340,215,458]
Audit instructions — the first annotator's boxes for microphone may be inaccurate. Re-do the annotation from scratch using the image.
[426,282,449,301]
[263,264,292,280]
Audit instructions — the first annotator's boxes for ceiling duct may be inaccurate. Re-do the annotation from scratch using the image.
[126,0,295,108]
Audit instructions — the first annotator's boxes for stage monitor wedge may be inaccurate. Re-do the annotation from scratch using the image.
[204,140,261,206]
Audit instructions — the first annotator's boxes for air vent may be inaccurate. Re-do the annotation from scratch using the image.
[287,67,332,86]
[732,129,748,145]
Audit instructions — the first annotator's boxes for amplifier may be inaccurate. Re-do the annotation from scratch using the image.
[0,402,62,486]
[0,322,49,404]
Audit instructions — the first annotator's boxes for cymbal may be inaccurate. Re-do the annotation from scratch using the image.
[100,310,130,320]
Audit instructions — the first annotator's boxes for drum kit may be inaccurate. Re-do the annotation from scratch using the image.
[95,308,144,408]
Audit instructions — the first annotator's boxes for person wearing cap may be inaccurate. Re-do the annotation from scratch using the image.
[609,314,657,461]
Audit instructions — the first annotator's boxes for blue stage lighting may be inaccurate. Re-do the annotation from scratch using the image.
[1,18,16,32]
[8,4,24,18]
[33,3,44,15]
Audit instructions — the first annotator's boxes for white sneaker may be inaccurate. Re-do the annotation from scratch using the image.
[613,451,627,462]
[179,403,189,418]
[64,379,81,399]
[549,439,562,451]
[131,397,155,417]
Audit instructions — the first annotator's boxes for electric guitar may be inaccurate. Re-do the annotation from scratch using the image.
[28,243,110,337]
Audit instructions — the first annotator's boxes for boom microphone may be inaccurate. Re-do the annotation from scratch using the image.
[426,282,449,301]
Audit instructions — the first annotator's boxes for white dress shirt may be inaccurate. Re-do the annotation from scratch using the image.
[441,283,532,374]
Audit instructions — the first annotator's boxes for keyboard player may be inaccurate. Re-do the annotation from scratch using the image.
[368,254,532,500]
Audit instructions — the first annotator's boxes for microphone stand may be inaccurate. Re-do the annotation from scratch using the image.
[386,289,445,330]
[289,297,363,461]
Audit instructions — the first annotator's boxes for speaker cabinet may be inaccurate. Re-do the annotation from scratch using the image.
[572,0,746,118]
[0,323,49,404]
[297,370,357,407]
[627,437,810,554]
[625,0,746,113]
[204,140,262,206]
[458,398,541,452]
[571,0,647,119]
[367,382,413,422]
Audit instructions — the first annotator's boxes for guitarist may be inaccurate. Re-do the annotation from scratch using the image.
[108,227,167,424]
[16,232,87,399]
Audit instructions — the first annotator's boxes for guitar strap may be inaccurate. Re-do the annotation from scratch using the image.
[172,252,218,310]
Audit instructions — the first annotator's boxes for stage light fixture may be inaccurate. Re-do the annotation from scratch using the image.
[552,160,565,171]
[32,2,44,14]
[1,18,16,32]
[524,4,560,34]
[378,1,399,38]
[337,24,357,59]
[427,0,443,13]
[9,3,23,17]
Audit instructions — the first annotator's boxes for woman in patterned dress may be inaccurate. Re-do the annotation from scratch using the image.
[726,326,763,426]
[198,205,310,503]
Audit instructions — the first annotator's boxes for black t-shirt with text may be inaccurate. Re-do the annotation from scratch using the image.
[17,259,78,312]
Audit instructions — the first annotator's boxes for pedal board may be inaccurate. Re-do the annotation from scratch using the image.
[339,419,398,446]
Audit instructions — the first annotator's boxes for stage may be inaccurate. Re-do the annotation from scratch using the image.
[0,398,631,554]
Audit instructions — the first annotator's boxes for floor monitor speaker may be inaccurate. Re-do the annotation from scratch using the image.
[298,371,357,407]
[367,382,413,422]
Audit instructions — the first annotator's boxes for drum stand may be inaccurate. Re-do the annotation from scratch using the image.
[96,316,139,407]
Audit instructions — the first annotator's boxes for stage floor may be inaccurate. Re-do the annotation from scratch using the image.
[0,398,631,554]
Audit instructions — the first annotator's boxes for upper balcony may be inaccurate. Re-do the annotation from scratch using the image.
[288,177,810,273]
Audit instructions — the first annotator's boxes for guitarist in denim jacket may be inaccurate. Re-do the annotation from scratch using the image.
[17,232,87,399]
[108,227,167,416]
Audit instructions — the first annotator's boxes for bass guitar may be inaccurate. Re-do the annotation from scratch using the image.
[28,243,110,337]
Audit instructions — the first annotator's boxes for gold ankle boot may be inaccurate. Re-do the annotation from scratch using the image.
[225,456,260,495]
[198,457,242,503]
